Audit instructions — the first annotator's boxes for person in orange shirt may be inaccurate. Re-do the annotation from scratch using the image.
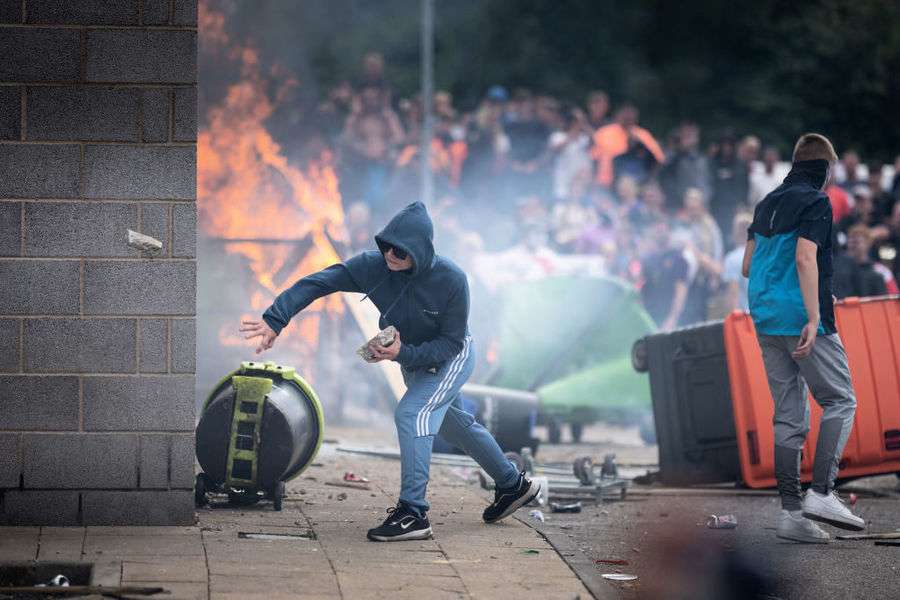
[825,173,851,223]
[591,104,665,187]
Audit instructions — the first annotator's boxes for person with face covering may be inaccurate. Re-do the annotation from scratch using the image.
[742,134,864,544]
[241,202,538,541]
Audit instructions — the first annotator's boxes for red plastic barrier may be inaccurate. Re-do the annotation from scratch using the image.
[724,296,900,488]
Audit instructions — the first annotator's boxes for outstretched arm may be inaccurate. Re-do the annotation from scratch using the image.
[241,254,373,354]
[262,262,364,335]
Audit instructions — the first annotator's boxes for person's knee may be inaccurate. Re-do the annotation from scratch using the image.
[815,390,857,415]
[774,422,808,449]
[394,403,418,434]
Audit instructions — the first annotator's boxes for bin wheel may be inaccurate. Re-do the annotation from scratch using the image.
[273,481,285,511]
[228,489,261,506]
[631,338,648,372]
[194,473,209,507]
[548,420,562,444]
[570,422,584,443]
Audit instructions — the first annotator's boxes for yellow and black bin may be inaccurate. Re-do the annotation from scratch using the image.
[195,361,325,511]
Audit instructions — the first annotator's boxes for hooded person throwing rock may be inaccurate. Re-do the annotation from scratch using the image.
[241,202,540,541]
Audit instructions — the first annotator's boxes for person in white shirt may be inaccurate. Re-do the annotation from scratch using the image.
[749,146,790,206]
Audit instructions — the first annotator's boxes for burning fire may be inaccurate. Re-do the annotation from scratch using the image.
[198,2,346,362]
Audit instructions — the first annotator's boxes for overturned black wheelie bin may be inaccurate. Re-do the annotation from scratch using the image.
[632,321,741,486]
[195,361,325,510]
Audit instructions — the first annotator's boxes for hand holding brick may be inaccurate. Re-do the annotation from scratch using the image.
[357,326,398,363]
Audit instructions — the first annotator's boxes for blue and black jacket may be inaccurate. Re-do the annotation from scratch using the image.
[263,202,470,369]
[747,159,836,336]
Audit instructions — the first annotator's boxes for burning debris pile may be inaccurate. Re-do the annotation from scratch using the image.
[197,2,360,413]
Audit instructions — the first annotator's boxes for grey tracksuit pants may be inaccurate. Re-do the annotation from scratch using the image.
[757,334,856,510]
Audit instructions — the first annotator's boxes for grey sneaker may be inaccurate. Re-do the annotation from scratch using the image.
[776,509,830,543]
[802,489,865,531]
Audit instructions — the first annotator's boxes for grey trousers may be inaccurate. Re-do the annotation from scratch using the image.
[757,334,856,510]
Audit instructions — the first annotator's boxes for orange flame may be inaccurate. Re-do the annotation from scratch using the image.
[198,2,345,365]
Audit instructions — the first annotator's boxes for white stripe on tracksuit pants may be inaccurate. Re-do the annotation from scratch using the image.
[415,337,470,436]
[395,336,520,515]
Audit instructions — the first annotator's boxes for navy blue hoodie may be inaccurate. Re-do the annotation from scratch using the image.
[262,202,470,369]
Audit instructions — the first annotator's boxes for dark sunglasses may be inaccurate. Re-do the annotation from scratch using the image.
[380,243,408,260]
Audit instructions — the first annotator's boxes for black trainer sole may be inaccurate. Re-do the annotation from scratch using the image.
[483,479,542,524]
[801,511,865,531]
[367,527,433,542]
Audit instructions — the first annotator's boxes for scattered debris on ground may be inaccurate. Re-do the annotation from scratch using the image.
[601,573,638,581]
[550,501,582,513]
[835,532,900,540]
[325,480,371,491]
[706,514,738,529]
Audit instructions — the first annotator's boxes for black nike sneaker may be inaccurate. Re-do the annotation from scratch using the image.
[482,471,541,523]
[367,503,433,542]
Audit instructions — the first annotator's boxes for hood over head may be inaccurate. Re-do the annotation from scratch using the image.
[375,202,435,277]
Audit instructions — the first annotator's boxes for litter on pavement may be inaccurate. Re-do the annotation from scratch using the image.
[836,532,900,540]
[602,574,638,581]
[706,514,738,529]
[325,480,371,491]
[343,472,370,483]
[529,509,545,522]
[550,501,582,513]
[35,575,70,588]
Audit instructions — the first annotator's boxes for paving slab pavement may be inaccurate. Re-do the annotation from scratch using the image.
[0,435,597,599]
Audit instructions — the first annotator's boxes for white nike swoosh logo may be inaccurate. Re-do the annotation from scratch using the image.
[399,517,417,529]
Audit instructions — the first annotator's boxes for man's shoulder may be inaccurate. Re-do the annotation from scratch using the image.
[348,250,387,268]
[344,250,388,280]
[431,255,467,281]
[779,179,826,204]
[755,184,825,228]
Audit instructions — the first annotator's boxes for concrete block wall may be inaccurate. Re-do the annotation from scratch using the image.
[0,0,197,526]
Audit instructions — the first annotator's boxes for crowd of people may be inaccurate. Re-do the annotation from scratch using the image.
[315,53,900,331]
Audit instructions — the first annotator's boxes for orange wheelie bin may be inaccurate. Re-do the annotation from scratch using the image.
[724,296,900,488]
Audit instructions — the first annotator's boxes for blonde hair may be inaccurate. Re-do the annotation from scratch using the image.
[792,133,838,163]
